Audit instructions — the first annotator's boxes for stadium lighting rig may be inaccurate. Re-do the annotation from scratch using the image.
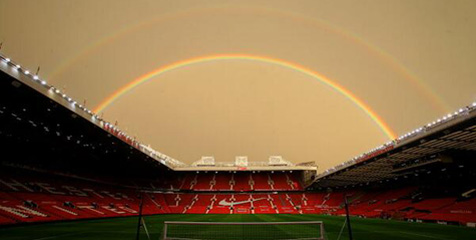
[322,100,476,176]
[0,53,122,128]
[0,53,140,152]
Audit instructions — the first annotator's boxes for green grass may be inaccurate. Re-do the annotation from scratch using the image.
[1,214,475,240]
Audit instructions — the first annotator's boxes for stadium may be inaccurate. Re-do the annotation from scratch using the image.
[1,1,476,240]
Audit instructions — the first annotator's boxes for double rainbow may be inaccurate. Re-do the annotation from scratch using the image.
[48,6,448,114]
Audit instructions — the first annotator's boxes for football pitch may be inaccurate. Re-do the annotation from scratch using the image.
[1,214,475,240]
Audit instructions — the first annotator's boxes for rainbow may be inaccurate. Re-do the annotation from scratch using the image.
[93,54,397,139]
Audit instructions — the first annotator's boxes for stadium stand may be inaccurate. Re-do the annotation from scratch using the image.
[1,164,476,226]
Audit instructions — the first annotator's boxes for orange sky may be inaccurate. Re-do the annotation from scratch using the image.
[1,0,475,172]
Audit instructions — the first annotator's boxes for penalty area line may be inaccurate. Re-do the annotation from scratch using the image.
[32,232,86,240]
[399,231,446,239]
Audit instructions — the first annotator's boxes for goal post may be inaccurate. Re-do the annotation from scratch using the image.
[162,221,326,240]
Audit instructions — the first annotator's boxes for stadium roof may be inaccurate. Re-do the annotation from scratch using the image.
[312,103,476,189]
[0,54,175,181]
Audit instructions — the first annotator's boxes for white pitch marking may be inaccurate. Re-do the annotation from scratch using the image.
[400,231,445,239]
